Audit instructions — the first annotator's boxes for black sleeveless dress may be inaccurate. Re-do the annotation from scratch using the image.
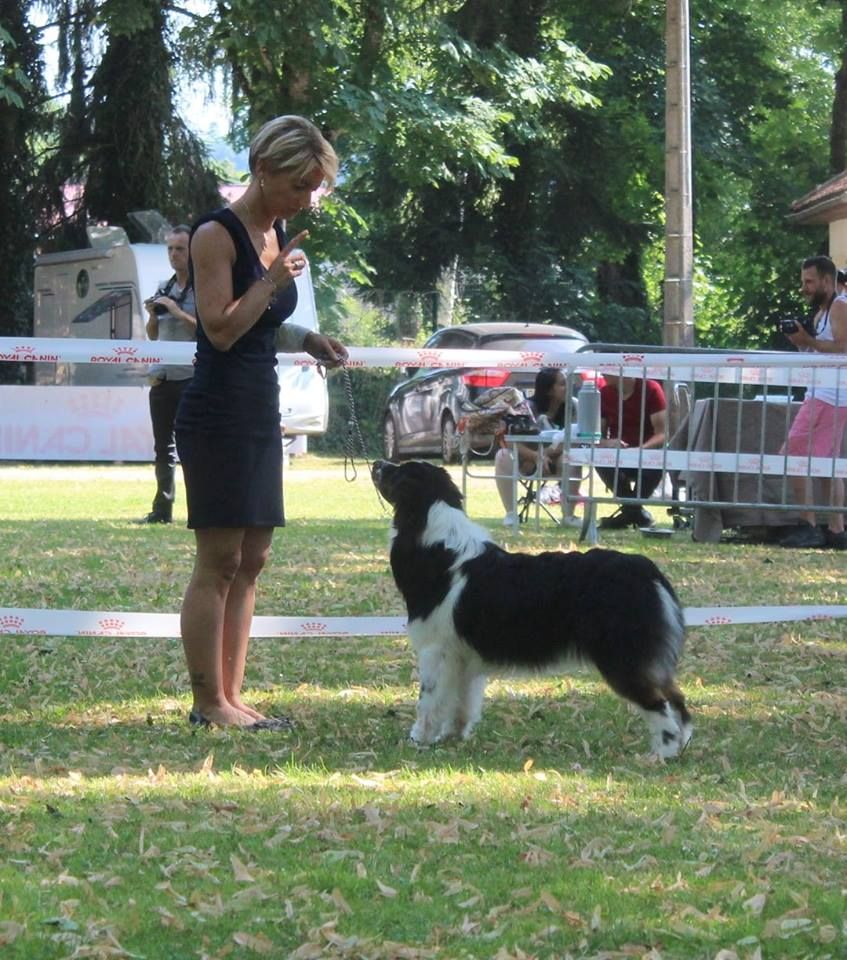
[175,208,298,529]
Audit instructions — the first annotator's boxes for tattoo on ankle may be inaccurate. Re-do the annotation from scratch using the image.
[190,673,206,688]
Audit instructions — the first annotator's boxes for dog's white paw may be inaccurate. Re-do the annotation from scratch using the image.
[651,721,692,759]
[409,721,439,746]
[642,703,691,760]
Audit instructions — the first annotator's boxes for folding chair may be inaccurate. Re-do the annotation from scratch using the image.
[516,477,561,526]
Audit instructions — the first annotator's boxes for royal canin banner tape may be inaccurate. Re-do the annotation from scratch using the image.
[2,337,847,390]
[1,605,845,638]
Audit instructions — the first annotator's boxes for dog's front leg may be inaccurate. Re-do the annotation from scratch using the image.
[410,644,451,745]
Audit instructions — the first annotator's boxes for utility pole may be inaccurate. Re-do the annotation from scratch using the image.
[663,0,695,347]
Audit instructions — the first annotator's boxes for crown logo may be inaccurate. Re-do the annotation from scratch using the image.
[112,346,138,357]
[415,350,441,368]
[300,621,328,633]
[516,351,545,368]
[0,615,25,631]
[14,345,35,356]
[98,617,126,632]
[704,615,733,625]
[622,354,645,364]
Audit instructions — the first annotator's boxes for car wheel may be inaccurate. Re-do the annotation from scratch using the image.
[441,413,459,465]
[383,416,400,461]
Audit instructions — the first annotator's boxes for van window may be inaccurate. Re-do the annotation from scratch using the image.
[72,290,133,339]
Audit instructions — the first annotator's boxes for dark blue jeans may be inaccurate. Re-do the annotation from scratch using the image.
[597,466,664,503]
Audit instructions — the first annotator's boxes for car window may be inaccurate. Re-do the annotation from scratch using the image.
[426,330,476,349]
[480,335,585,351]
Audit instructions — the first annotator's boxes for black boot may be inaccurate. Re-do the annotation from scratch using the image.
[143,463,175,523]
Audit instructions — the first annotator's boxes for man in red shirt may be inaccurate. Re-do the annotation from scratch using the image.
[597,375,667,529]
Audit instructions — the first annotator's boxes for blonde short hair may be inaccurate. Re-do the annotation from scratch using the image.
[249,116,338,187]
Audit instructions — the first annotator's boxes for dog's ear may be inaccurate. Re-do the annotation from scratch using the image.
[433,464,464,509]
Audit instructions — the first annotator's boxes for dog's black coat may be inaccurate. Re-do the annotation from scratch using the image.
[373,458,692,756]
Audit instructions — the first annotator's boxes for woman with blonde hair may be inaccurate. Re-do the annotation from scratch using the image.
[175,116,347,729]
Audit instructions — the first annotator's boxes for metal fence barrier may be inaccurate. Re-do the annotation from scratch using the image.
[462,346,847,544]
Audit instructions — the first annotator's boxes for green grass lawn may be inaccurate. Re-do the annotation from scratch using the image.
[0,457,844,959]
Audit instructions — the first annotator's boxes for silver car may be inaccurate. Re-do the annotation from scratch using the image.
[382,322,588,463]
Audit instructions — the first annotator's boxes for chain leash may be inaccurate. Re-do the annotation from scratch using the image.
[339,363,371,481]
[323,360,388,513]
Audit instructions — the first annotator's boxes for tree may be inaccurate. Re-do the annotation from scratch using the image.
[182,0,606,335]
[37,0,221,248]
[829,0,847,172]
[0,2,45,375]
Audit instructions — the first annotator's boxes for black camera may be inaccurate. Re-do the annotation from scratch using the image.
[145,296,169,316]
[779,316,815,336]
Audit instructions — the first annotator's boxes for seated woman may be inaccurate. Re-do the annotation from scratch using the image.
[494,367,582,528]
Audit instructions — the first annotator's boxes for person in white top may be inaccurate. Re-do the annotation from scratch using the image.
[780,255,847,549]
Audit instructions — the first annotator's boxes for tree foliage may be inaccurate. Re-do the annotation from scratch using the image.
[0,0,44,381]
[36,0,221,246]
[5,0,847,355]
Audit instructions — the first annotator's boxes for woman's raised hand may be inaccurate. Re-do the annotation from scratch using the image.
[267,230,310,289]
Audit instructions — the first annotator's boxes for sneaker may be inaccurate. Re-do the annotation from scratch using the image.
[780,521,826,548]
[561,514,582,528]
[139,512,172,524]
[539,486,562,505]
[599,508,631,530]
[503,512,519,528]
[824,528,847,550]
[633,507,654,528]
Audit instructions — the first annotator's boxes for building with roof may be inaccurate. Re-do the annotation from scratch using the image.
[787,170,847,266]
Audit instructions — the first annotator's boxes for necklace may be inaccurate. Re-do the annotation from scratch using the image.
[233,195,272,257]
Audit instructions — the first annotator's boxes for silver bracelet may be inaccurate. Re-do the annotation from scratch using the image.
[261,274,278,296]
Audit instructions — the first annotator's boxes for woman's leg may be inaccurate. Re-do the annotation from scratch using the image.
[494,447,518,517]
[180,527,255,725]
[221,526,274,720]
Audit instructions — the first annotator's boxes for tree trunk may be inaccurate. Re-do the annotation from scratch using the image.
[829,2,847,174]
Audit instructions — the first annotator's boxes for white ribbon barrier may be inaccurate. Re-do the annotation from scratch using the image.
[1,604,846,638]
[564,446,847,479]
[2,337,847,389]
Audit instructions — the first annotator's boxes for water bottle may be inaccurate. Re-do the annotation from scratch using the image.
[576,378,602,441]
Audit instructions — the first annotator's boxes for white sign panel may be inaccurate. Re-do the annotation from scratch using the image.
[0,385,154,461]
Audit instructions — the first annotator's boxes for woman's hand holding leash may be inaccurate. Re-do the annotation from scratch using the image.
[303,332,348,371]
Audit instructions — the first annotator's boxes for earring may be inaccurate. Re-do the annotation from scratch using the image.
[260,177,265,190]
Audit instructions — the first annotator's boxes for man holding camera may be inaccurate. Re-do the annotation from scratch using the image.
[780,255,847,549]
[142,225,196,524]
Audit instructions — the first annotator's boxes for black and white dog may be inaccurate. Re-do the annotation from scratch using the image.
[372,459,692,759]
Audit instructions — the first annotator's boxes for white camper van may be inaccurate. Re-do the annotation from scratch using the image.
[30,217,329,441]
